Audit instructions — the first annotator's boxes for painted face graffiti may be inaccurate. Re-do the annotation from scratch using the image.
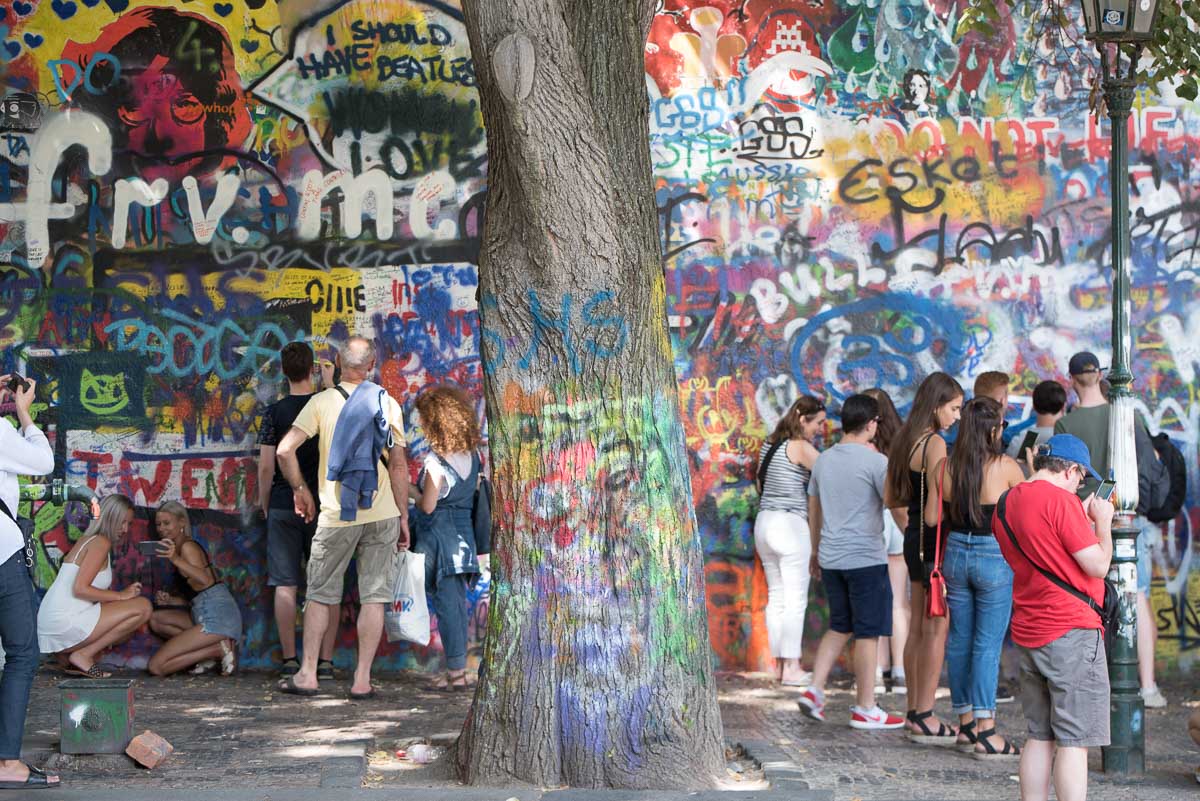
[61,7,252,184]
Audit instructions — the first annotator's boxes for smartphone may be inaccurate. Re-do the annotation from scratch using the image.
[1095,479,1117,502]
[136,540,167,557]
[6,374,29,393]
[1017,430,1039,459]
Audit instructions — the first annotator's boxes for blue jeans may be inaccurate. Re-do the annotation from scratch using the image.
[0,550,40,759]
[426,570,468,671]
[944,532,1013,718]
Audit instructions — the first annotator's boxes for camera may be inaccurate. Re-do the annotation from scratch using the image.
[6,374,29,393]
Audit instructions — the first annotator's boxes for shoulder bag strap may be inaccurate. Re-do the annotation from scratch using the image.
[334,385,350,401]
[0,497,15,525]
[995,491,1103,617]
[756,439,786,495]
[911,433,933,562]
[933,456,948,569]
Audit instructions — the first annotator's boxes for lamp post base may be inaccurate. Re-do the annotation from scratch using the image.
[1102,518,1145,774]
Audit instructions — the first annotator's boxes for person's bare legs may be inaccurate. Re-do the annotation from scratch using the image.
[854,637,879,709]
[66,597,152,672]
[807,629,851,693]
[1019,739,1054,801]
[1051,745,1089,801]
[147,625,224,676]
[149,609,191,640]
[887,555,910,673]
[1136,592,1157,690]
[320,603,340,661]
[287,601,330,691]
[351,603,384,695]
[916,615,950,712]
[274,585,299,660]
[903,581,925,726]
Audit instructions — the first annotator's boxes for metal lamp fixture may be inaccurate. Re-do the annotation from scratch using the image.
[1079,0,1161,42]
[1077,0,1162,777]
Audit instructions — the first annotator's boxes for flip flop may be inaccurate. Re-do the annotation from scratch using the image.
[277,676,319,697]
[64,664,112,679]
[0,765,59,790]
[349,687,377,700]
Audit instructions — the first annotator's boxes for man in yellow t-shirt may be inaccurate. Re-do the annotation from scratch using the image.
[275,336,410,698]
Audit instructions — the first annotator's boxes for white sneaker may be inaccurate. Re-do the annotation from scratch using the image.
[1141,686,1167,708]
[797,688,826,722]
[781,670,813,687]
[849,705,907,730]
[189,659,216,675]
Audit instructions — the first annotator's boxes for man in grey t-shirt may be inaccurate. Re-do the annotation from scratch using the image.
[798,393,905,731]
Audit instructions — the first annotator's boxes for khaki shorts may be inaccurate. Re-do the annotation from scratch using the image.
[1018,627,1111,748]
[305,518,399,605]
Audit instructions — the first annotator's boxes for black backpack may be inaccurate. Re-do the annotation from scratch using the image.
[1145,433,1187,523]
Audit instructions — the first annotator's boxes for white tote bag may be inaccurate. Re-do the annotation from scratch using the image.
[385,551,430,645]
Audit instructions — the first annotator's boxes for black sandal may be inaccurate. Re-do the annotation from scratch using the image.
[279,657,300,677]
[974,727,1021,760]
[907,709,958,746]
[956,719,977,753]
[277,676,319,697]
[317,660,335,681]
[0,765,59,790]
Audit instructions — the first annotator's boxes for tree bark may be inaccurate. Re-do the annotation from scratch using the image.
[456,0,725,789]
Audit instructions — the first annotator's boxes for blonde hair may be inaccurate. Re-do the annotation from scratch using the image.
[416,385,481,455]
[156,500,192,539]
[85,494,134,544]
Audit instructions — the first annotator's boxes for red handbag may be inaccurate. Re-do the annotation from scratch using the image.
[925,457,949,619]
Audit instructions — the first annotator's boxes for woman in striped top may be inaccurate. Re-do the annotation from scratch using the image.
[754,395,826,686]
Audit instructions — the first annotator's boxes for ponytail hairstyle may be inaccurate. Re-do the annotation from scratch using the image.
[885,372,964,505]
[948,397,1005,529]
[765,395,825,444]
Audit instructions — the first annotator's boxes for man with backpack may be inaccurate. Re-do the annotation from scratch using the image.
[1055,351,1171,707]
[993,434,1114,801]
[274,337,410,700]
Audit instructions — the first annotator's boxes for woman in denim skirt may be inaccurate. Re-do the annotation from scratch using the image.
[146,501,241,676]
[924,397,1023,759]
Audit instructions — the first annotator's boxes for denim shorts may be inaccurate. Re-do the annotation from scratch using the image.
[192,583,243,641]
[267,509,316,587]
[823,563,892,638]
[1136,518,1154,594]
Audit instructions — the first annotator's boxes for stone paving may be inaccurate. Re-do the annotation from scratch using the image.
[17,666,1200,799]
[720,671,1200,800]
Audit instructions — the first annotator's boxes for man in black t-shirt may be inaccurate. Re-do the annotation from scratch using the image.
[257,342,340,678]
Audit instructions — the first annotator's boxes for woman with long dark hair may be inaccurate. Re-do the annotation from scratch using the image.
[863,388,908,695]
[754,395,825,686]
[924,398,1023,758]
[884,373,963,745]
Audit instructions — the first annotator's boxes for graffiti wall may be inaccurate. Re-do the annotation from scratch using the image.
[2,0,1199,674]
[0,0,487,669]
[648,0,1200,673]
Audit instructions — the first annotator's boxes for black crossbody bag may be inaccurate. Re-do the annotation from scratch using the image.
[996,490,1119,653]
[0,496,35,577]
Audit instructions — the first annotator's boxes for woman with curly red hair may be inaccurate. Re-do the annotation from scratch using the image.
[412,385,484,691]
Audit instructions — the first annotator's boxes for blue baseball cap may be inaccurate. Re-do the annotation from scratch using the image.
[1039,434,1102,480]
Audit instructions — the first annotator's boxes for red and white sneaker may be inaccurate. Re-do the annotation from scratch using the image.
[797,689,826,722]
[849,705,906,730]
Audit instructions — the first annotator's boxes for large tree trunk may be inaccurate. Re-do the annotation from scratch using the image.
[455,0,725,789]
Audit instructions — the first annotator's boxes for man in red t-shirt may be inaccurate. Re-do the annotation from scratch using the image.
[993,434,1114,801]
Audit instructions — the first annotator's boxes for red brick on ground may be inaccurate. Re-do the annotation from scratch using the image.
[126,730,173,769]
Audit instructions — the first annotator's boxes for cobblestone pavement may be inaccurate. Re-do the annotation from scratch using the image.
[18,666,1199,798]
[719,671,1200,800]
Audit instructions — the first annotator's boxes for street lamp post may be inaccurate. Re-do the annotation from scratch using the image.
[1078,0,1161,775]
